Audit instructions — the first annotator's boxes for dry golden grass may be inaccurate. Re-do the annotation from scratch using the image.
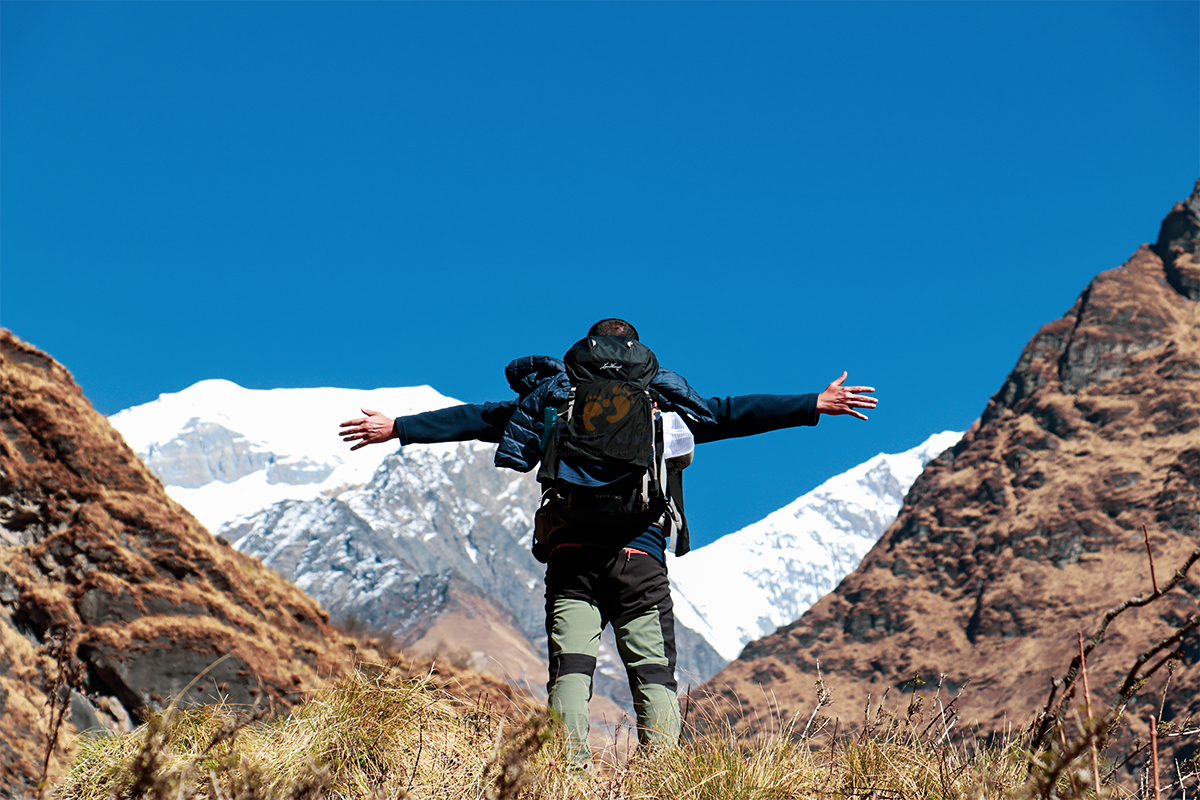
[48,538,1200,800]
[55,664,579,800]
[49,653,1197,800]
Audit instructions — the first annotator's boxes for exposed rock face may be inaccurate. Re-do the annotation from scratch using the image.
[1155,181,1200,301]
[145,419,277,488]
[221,442,546,656]
[0,332,370,794]
[698,184,1200,758]
[143,417,338,489]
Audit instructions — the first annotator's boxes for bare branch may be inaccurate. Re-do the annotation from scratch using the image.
[1031,541,1200,749]
[1143,524,1160,595]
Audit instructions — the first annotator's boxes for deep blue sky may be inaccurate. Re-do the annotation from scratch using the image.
[3,2,1197,548]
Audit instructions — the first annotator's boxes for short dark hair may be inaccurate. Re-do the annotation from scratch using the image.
[588,318,639,340]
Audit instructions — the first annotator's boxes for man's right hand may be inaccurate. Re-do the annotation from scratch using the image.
[339,408,397,451]
[816,372,877,420]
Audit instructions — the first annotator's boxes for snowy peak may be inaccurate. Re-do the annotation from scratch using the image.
[742,430,961,538]
[111,378,456,462]
[108,380,462,532]
[668,431,963,662]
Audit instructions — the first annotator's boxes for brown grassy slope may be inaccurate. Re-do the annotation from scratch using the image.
[0,330,384,793]
[696,185,1200,753]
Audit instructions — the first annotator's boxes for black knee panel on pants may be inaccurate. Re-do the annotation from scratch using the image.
[549,653,598,680]
[627,663,677,692]
[548,653,598,698]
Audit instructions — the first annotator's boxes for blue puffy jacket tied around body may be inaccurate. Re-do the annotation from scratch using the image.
[493,355,716,473]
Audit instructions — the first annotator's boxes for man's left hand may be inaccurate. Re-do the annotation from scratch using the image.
[817,372,877,420]
[339,408,398,450]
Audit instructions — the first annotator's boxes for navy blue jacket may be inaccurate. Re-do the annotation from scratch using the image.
[395,393,820,449]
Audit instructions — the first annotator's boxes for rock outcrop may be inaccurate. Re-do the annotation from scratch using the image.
[0,332,374,794]
[698,183,1200,761]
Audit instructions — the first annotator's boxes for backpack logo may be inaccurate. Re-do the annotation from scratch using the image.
[582,385,634,431]
[598,362,623,371]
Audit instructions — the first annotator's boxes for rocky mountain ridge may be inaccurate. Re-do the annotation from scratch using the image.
[0,332,380,794]
[696,182,1200,764]
[669,430,962,662]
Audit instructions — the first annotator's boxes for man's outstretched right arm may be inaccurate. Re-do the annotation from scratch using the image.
[340,401,517,451]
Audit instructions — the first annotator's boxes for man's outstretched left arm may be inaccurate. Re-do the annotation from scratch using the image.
[694,372,876,444]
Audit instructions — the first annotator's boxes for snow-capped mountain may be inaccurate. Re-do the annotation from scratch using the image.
[667,430,963,662]
[108,379,544,643]
[108,380,960,700]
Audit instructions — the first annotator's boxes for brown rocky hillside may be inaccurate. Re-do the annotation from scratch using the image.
[0,332,408,794]
[697,183,1200,759]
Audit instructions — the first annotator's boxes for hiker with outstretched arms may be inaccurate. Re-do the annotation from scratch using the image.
[339,318,876,765]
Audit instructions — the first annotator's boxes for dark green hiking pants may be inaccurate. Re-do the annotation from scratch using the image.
[544,544,680,763]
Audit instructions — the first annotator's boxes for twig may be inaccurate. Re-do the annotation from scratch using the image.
[1088,540,1195,661]
[1105,729,1148,780]
[921,679,968,740]
[409,725,423,792]
[934,704,960,749]
[1113,621,1196,709]
[1058,722,1080,796]
[1143,524,1159,595]
[801,661,832,741]
[1169,727,1200,737]
[682,684,692,730]
[1079,631,1102,799]
[37,633,74,799]
[1150,716,1162,800]
[1157,658,1177,724]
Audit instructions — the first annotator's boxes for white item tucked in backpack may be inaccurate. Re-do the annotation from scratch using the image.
[661,411,694,469]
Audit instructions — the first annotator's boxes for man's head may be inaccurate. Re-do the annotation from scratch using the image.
[588,318,640,341]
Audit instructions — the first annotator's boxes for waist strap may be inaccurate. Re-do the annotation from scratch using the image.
[548,543,651,558]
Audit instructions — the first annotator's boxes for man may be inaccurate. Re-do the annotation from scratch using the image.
[339,318,876,763]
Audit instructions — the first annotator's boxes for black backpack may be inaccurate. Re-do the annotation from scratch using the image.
[534,336,683,554]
